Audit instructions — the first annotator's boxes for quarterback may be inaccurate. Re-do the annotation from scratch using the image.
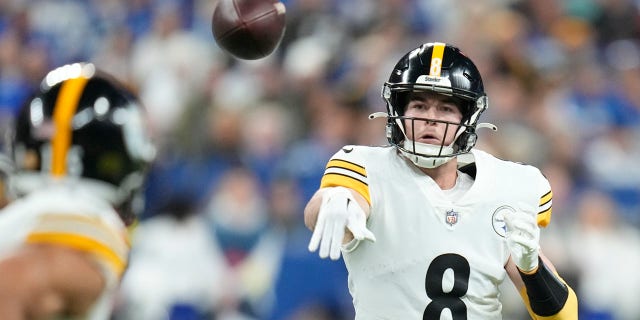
[305,43,578,319]
[0,63,155,319]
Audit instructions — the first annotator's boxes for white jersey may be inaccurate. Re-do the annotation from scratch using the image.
[320,146,553,320]
[0,186,130,320]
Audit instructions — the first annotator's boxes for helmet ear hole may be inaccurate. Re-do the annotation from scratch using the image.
[451,128,478,153]
[462,132,477,152]
[387,122,404,145]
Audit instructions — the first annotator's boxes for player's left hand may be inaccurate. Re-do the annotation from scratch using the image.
[504,204,540,273]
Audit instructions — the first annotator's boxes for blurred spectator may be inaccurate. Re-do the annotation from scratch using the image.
[240,102,295,188]
[113,196,219,319]
[582,126,640,225]
[130,1,215,139]
[91,26,135,85]
[566,190,640,319]
[117,167,286,320]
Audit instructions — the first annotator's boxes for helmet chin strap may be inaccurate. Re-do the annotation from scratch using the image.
[399,121,497,168]
[368,112,498,169]
[400,140,455,168]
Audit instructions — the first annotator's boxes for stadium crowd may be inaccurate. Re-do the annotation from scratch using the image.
[1,0,640,319]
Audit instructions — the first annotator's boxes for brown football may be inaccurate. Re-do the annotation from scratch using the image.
[211,0,286,60]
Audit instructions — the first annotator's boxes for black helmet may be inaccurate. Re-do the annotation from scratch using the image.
[10,62,156,224]
[380,42,492,168]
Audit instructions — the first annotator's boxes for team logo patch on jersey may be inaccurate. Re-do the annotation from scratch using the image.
[492,205,515,237]
[445,210,459,226]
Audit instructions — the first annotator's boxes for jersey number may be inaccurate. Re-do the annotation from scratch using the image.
[423,253,470,320]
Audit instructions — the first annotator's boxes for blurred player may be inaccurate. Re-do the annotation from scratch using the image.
[304,42,578,319]
[0,62,155,319]
[0,152,12,209]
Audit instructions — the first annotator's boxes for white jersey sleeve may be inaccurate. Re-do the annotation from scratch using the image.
[320,145,372,206]
[0,187,130,319]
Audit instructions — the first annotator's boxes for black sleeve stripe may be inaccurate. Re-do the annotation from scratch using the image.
[539,197,552,207]
[325,166,367,181]
[538,207,552,216]
[328,158,366,171]
[322,172,369,186]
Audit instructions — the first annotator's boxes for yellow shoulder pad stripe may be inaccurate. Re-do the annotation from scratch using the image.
[26,232,127,277]
[321,174,371,205]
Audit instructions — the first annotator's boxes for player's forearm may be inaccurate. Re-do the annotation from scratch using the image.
[304,189,325,231]
[0,246,64,318]
[0,244,105,318]
[0,301,24,320]
[519,257,578,319]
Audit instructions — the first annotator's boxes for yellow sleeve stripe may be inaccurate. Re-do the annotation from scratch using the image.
[321,173,371,206]
[537,207,552,227]
[31,213,129,257]
[26,232,127,277]
[539,190,553,206]
[537,190,553,227]
[326,159,366,177]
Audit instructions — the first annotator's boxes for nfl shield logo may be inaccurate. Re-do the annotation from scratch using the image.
[445,210,459,226]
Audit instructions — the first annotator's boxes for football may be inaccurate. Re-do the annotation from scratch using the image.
[211,0,286,60]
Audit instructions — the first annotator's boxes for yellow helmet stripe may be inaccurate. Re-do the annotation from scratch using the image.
[429,42,446,76]
[51,77,89,176]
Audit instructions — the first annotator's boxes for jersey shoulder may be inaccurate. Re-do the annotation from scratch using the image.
[330,145,393,162]
[320,145,394,205]
[5,188,130,280]
[472,149,553,227]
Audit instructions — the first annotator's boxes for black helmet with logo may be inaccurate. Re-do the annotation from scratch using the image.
[380,42,492,168]
[10,62,156,224]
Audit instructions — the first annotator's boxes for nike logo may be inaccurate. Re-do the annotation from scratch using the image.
[342,147,353,153]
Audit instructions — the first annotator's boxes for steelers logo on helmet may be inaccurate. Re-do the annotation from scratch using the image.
[381,42,496,168]
[10,62,156,224]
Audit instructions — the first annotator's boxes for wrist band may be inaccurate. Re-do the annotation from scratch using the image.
[518,257,569,316]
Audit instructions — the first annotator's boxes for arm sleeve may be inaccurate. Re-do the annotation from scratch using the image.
[518,268,578,320]
[521,171,577,319]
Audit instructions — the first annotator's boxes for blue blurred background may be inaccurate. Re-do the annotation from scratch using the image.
[1,0,640,319]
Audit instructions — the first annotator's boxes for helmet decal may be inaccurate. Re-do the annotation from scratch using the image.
[51,76,89,176]
[429,42,446,76]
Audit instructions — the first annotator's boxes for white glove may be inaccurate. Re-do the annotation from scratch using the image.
[308,187,376,260]
[504,205,540,273]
